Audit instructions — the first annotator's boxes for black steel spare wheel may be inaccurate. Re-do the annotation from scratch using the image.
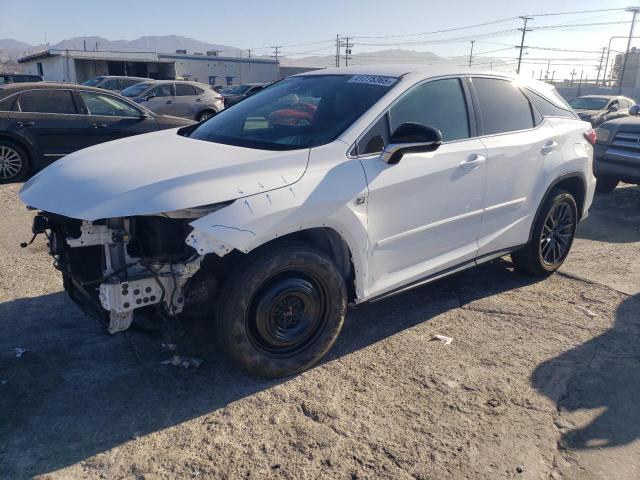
[216,244,347,377]
[249,273,328,355]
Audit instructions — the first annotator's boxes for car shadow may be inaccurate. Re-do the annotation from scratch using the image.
[576,185,640,243]
[0,258,540,478]
[531,293,640,449]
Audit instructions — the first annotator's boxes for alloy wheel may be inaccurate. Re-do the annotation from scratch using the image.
[539,201,575,266]
[0,146,22,180]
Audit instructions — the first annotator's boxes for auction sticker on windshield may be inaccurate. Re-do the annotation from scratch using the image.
[348,75,397,87]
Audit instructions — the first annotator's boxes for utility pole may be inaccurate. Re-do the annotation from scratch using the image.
[570,68,577,86]
[618,6,640,93]
[247,49,252,59]
[516,16,533,74]
[595,47,606,85]
[271,46,281,61]
[342,37,353,67]
[335,34,340,67]
[468,40,475,67]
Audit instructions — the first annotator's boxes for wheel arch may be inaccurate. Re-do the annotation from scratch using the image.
[528,172,586,243]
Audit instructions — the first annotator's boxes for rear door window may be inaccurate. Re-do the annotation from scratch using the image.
[473,78,534,135]
[18,90,77,114]
[175,84,196,96]
[151,84,173,97]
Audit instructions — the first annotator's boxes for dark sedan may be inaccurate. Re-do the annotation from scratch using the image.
[221,83,268,107]
[0,83,195,183]
[594,106,640,192]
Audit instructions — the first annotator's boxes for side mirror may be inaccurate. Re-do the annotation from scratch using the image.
[142,93,156,101]
[381,123,443,164]
[630,104,640,116]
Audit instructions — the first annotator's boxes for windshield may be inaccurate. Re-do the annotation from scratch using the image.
[189,75,397,150]
[223,85,251,95]
[121,82,154,97]
[82,77,103,87]
[569,97,609,110]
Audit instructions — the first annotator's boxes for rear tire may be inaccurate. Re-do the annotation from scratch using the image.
[215,244,347,378]
[511,189,577,276]
[197,110,216,122]
[595,175,619,193]
[0,140,30,184]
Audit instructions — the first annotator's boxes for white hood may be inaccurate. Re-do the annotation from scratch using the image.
[19,129,310,220]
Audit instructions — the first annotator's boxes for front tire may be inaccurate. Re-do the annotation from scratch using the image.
[216,245,347,378]
[511,189,577,276]
[595,175,619,193]
[0,140,30,184]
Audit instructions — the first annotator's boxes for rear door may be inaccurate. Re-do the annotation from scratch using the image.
[173,83,198,118]
[143,83,176,116]
[471,77,562,255]
[74,90,158,148]
[6,89,88,164]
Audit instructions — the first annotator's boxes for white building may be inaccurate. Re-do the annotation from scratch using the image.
[18,49,280,86]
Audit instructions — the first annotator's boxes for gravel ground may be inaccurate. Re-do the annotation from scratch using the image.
[0,182,639,480]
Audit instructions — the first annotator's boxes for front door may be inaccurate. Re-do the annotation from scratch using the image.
[361,77,487,297]
[74,90,158,148]
[143,83,176,116]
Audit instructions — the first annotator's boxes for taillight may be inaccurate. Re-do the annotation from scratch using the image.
[584,129,596,145]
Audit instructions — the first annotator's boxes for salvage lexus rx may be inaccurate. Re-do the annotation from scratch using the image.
[20,66,596,377]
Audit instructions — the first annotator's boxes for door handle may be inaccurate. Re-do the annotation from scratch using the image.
[541,140,559,155]
[195,98,203,102]
[16,121,34,127]
[90,123,108,129]
[460,154,486,169]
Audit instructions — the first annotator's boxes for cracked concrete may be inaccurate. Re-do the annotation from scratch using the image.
[0,182,639,479]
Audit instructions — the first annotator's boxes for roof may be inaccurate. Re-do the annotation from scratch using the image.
[0,82,115,98]
[575,94,619,99]
[294,64,517,79]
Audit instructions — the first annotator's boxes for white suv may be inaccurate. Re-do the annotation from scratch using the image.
[20,66,596,377]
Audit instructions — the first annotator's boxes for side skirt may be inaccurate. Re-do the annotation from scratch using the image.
[362,244,526,305]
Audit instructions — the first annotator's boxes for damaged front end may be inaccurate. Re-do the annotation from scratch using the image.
[34,212,212,334]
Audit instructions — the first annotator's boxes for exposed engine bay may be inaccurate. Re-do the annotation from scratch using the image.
[32,212,224,335]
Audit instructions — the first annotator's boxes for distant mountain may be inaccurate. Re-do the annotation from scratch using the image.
[0,35,510,73]
[50,35,243,57]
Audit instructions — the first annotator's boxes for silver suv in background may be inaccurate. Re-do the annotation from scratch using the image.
[122,80,224,121]
[569,95,636,127]
[81,76,148,92]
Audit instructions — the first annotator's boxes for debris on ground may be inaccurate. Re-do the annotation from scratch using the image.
[487,398,501,407]
[161,355,204,369]
[14,347,26,358]
[574,305,598,318]
[431,335,453,345]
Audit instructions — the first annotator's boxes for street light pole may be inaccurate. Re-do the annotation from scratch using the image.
[618,7,640,93]
[468,40,475,68]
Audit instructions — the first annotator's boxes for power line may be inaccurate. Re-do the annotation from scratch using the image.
[527,7,628,17]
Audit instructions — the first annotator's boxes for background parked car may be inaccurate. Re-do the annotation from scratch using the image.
[122,80,224,121]
[569,94,635,127]
[0,74,43,84]
[220,83,268,107]
[0,82,194,183]
[81,75,148,92]
[593,104,640,193]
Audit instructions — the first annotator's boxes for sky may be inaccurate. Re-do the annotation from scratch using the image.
[0,0,638,79]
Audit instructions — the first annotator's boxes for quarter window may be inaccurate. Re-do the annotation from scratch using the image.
[18,90,77,114]
[389,78,470,142]
[80,92,141,117]
[0,95,17,111]
[473,78,534,135]
[526,89,576,119]
[357,114,389,155]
